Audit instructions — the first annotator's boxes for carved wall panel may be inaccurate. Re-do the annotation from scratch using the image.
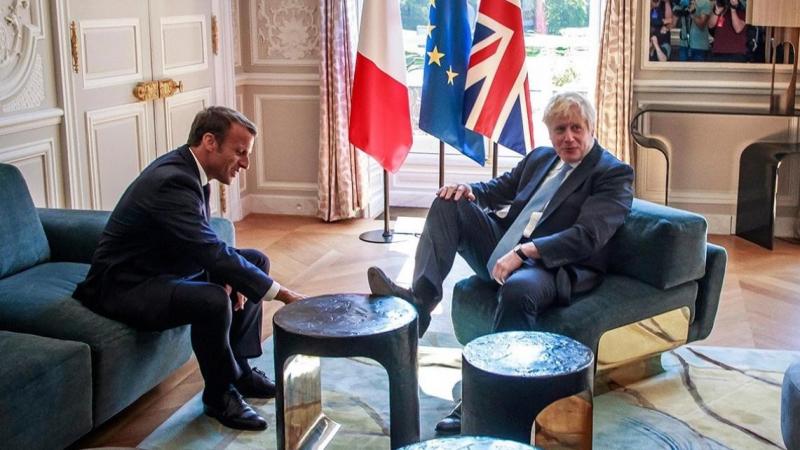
[160,15,208,76]
[2,53,43,112]
[0,0,44,102]
[250,0,318,65]
[0,138,58,207]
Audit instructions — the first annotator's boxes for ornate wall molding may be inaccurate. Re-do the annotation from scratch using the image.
[0,0,44,101]
[2,53,43,112]
[0,138,59,207]
[250,0,318,66]
[232,0,241,67]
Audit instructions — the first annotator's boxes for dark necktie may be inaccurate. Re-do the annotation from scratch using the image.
[202,184,211,219]
[486,163,572,273]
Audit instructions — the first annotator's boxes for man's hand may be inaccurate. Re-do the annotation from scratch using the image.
[491,250,523,285]
[276,286,306,305]
[225,284,247,311]
[437,183,475,202]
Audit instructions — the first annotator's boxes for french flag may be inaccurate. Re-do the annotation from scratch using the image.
[349,0,412,173]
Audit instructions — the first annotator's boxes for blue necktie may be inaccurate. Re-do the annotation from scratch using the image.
[486,162,572,274]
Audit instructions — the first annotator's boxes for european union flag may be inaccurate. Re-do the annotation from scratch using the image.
[419,0,485,166]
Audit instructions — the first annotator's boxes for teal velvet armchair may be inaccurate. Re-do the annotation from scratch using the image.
[450,199,728,385]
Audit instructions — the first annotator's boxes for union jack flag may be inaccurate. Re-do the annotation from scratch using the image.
[463,0,533,156]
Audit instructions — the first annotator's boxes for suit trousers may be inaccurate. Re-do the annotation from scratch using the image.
[98,248,268,395]
[413,198,558,333]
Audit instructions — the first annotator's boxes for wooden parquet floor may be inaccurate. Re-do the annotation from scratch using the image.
[71,215,800,449]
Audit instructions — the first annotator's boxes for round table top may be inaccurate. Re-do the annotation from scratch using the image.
[463,331,594,378]
[399,436,540,449]
[273,293,416,338]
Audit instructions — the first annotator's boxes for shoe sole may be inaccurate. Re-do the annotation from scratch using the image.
[204,407,268,431]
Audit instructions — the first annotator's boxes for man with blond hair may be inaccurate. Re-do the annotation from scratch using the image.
[368,91,634,433]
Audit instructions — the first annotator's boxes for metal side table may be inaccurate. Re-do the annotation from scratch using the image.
[273,293,419,450]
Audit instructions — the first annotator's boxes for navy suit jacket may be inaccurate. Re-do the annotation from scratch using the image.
[74,145,273,310]
[471,141,634,279]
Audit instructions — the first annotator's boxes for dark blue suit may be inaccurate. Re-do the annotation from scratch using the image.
[413,141,634,331]
[74,145,273,391]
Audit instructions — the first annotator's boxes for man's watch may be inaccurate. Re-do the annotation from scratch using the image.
[513,244,529,261]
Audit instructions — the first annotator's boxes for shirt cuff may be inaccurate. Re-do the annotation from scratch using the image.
[264,281,281,301]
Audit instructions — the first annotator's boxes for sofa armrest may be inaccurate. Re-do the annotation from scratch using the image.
[37,208,111,264]
[688,243,727,342]
[210,217,235,246]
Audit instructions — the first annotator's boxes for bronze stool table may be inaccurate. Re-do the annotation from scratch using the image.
[462,332,594,449]
[273,293,419,449]
[399,436,540,449]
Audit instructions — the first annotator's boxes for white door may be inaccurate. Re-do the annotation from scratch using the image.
[67,0,215,211]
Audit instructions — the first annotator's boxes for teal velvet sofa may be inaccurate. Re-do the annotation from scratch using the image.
[0,163,235,449]
[451,199,727,382]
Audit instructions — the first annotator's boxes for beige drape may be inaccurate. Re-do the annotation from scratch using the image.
[595,0,639,165]
[317,0,366,221]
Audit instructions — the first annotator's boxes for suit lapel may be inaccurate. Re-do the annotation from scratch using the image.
[178,145,210,220]
[538,142,602,226]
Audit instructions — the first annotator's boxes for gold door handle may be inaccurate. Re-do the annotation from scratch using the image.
[158,79,183,99]
[133,80,160,101]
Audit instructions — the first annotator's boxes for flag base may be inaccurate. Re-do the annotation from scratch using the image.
[358,229,411,244]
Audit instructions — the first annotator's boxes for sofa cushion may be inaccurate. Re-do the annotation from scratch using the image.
[0,262,192,424]
[608,199,707,290]
[0,330,92,450]
[452,274,698,352]
[0,164,50,278]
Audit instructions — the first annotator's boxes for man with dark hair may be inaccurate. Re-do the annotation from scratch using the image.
[75,106,305,431]
[368,92,634,433]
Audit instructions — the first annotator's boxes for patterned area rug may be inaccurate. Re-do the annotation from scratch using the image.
[139,335,796,449]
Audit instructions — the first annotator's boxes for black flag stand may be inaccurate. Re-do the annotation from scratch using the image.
[359,169,411,244]
[439,140,445,187]
[492,142,499,178]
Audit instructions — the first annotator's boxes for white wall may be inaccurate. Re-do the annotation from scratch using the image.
[0,0,65,208]
[632,3,800,236]
[235,0,321,217]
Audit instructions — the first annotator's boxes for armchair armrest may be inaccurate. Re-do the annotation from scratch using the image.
[37,208,111,264]
[210,217,235,247]
[688,243,727,342]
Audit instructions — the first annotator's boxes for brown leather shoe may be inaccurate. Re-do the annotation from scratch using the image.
[435,401,461,434]
[367,266,430,337]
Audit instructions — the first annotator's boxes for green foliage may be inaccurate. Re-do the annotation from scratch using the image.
[526,46,543,57]
[406,51,425,72]
[400,0,429,30]
[552,67,578,87]
[545,0,589,35]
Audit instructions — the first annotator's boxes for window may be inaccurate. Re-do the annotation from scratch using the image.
[400,0,603,155]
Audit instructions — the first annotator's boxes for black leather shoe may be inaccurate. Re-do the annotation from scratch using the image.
[435,401,461,434]
[235,367,276,399]
[367,266,431,337]
[203,387,267,431]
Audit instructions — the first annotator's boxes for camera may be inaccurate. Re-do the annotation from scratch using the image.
[715,0,745,12]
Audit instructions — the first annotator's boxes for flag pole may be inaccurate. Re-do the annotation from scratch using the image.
[359,170,410,244]
[439,140,445,187]
[492,142,499,178]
